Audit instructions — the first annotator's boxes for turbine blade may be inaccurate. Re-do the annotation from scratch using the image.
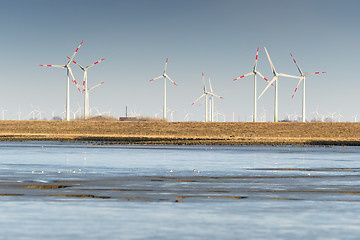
[257,71,274,86]
[40,64,65,68]
[278,73,302,79]
[264,47,276,75]
[233,72,253,81]
[209,92,223,99]
[71,79,82,93]
[149,76,163,82]
[290,53,303,75]
[164,58,168,73]
[68,67,82,92]
[253,47,259,70]
[202,72,206,92]
[305,72,326,76]
[89,82,104,92]
[68,41,84,64]
[258,76,277,99]
[291,77,304,99]
[82,71,87,93]
[87,58,106,69]
[191,93,206,105]
[165,74,177,86]
[208,76,213,93]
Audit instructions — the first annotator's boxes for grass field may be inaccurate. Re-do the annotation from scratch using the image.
[0,120,360,145]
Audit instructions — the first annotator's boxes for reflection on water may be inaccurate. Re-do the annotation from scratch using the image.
[1,142,360,239]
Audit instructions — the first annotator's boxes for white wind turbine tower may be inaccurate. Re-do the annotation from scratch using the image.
[233,47,272,122]
[149,58,177,121]
[17,109,21,120]
[40,41,83,121]
[289,53,326,122]
[69,57,105,120]
[1,107,7,120]
[208,76,223,122]
[258,47,301,122]
[192,73,210,122]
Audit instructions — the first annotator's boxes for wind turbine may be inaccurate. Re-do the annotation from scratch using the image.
[149,58,177,121]
[35,107,46,120]
[208,76,223,122]
[233,47,272,122]
[192,73,210,122]
[0,107,7,120]
[40,41,83,121]
[289,53,326,122]
[184,108,191,122]
[17,108,21,120]
[28,104,36,120]
[69,57,105,120]
[258,47,301,122]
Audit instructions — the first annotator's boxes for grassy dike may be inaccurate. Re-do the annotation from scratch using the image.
[0,120,360,145]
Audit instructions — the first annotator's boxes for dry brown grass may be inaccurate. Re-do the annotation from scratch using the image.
[0,120,360,145]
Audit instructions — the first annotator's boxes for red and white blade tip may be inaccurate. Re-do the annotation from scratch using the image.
[94,59,105,65]
[75,41,83,52]
[291,88,298,99]
[202,72,204,76]
[191,103,195,106]
[173,82,177,86]
[220,97,224,99]
[40,65,52,67]
[166,58,168,63]
[101,82,104,84]
[149,79,154,82]
[233,78,238,81]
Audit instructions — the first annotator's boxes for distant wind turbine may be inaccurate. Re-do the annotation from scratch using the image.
[208,76,223,122]
[1,107,7,120]
[258,47,301,122]
[289,53,326,122]
[40,41,83,121]
[233,47,272,122]
[28,104,36,120]
[184,108,191,122]
[149,58,177,121]
[192,73,210,122]
[17,108,21,120]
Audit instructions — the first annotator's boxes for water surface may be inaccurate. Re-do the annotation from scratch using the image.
[1,142,360,239]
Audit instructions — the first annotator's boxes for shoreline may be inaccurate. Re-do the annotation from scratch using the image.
[0,120,360,146]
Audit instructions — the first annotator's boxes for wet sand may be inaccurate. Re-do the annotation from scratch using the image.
[0,120,360,145]
[2,168,360,202]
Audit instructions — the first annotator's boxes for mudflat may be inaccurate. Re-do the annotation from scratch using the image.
[0,120,360,145]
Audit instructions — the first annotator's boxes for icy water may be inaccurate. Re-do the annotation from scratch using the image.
[1,142,360,239]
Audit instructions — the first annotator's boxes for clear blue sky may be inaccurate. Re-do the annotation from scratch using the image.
[0,0,359,121]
